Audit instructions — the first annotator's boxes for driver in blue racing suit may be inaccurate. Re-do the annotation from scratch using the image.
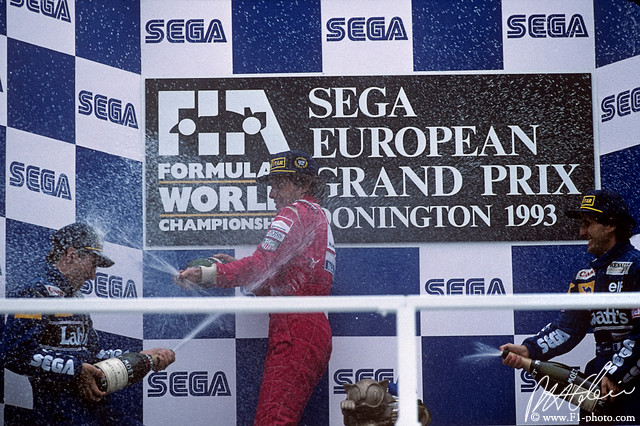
[501,189,640,425]
[1,223,175,425]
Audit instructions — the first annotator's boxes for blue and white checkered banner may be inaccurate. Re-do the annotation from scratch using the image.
[2,0,640,425]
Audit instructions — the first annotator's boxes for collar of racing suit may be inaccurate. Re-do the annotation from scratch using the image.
[43,263,78,297]
[590,240,632,271]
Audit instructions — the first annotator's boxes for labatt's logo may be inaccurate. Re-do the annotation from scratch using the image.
[60,325,88,346]
[591,308,629,327]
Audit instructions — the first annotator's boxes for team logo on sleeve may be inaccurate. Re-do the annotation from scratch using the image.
[576,268,595,280]
[607,262,632,275]
[576,282,594,293]
[44,284,65,297]
[270,217,293,234]
[261,216,294,251]
[266,229,286,242]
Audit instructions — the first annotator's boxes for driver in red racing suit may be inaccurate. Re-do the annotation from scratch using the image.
[176,150,336,426]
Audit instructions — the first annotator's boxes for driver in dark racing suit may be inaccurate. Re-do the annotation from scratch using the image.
[1,222,175,425]
[502,189,640,425]
[176,150,336,426]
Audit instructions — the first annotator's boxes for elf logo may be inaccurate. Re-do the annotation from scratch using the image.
[145,19,227,43]
[506,13,588,38]
[81,273,138,298]
[9,0,71,22]
[333,368,394,394]
[78,90,139,129]
[326,16,408,41]
[157,89,289,157]
[425,277,506,295]
[9,161,72,200]
[147,371,232,397]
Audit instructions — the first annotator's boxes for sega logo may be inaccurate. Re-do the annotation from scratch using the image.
[425,278,506,295]
[333,368,394,394]
[326,17,408,42]
[78,90,138,129]
[506,14,588,38]
[147,371,231,397]
[9,0,71,22]
[9,161,72,200]
[145,19,227,43]
[601,86,640,123]
[519,369,537,392]
[80,273,138,298]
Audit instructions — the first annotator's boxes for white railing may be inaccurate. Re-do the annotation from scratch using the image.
[2,292,640,426]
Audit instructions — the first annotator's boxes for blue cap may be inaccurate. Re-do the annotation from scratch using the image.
[258,150,318,182]
[48,222,114,267]
[566,189,636,227]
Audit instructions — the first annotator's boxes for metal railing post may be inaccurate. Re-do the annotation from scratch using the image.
[396,299,421,426]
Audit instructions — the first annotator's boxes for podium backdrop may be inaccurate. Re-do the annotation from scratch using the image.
[1,1,639,424]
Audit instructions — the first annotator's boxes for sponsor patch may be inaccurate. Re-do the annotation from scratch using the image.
[15,313,43,320]
[270,217,293,234]
[266,229,286,243]
[576,281,594,293]
[260,239,280,252]
[45,284,64,297]
[632,308,640,319]
[294,156,308,169]
[607,262,632,275]
[576,268,595,280]
[270,157,286,172]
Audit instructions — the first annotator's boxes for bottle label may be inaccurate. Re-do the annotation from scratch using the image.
[95,358,129,394]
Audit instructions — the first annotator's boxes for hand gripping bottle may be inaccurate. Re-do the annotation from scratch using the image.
[94,352,157,394]
[502,350,604,413]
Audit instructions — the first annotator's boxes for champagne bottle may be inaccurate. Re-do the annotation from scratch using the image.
[94,352,157,394]
[186,257,222,269]
[502,350,604,413]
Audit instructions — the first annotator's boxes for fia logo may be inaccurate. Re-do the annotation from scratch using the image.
[157,89,289,157]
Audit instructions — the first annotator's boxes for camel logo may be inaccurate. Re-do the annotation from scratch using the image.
[157,89,289,157]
